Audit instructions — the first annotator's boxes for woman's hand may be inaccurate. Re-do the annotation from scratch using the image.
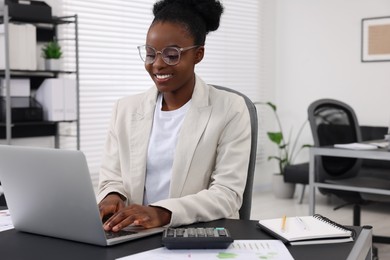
[102,204,171,231]
[99,193,125,222]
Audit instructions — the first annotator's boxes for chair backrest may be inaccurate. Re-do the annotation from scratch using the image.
[308,99,362,181]
[211,85,258,220]
[0,187,5,207]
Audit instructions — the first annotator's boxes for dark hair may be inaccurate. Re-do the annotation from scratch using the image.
[152,0,224,45]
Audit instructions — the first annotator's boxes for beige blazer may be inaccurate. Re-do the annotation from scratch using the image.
[97,76,251,227]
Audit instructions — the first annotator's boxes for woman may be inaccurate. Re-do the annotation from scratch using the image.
[98,0,251,231]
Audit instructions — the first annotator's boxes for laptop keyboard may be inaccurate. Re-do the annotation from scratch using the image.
[105,230,138,239]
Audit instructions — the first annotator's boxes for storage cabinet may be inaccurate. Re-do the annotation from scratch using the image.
[0,4,79,149]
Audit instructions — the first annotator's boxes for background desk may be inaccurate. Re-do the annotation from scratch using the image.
[0,219,371,260]
[309,146,390,215]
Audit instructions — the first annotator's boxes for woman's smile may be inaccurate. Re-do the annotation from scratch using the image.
[155,73,173,82]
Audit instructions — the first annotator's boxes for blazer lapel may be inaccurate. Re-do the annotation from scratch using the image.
[128,87,158,203]
[170,76,212,197]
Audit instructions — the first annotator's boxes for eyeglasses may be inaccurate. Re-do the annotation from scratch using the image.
[137,45,200,65]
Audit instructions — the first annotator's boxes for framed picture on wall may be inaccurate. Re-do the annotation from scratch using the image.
[361,16,390,62]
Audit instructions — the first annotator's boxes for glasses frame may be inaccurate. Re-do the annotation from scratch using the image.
[137,45,200,65]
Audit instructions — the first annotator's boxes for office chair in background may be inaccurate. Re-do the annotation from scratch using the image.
[284,162,309,204]
[0,185,5,207]
[283,125,389,205]
[212,85,258,220]
[308,98,390,243]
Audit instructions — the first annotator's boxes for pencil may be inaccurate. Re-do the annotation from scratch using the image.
[296,216,308,230]
[281,215,287,232]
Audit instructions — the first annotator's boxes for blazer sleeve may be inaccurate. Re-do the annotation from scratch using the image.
[96,100,127,203]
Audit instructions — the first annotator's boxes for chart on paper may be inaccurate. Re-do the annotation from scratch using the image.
[117,240,294,260]
[0,210,14,232]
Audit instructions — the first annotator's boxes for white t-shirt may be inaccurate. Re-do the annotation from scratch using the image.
[143,94,191,205]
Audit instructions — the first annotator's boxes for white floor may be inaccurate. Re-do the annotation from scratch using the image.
[250,186,390,259]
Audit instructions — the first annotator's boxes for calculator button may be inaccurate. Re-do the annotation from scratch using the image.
[176,228,184,237]
[196,228,205,237]
[187,228,195,237]
[217,229,227,236]
[206,228,215,237]
[166,228,175,237]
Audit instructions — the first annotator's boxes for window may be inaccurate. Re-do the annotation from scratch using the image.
[62,0,262,187]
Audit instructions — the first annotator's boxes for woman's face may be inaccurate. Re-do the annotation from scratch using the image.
[144,21,204,94]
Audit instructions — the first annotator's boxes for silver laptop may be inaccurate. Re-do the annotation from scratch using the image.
[0,145,165,246]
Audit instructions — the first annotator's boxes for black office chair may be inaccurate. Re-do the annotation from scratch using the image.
[308,98,390,244]
[283,126,389,205]
[0,195,6,207]
[284,162,309,203]
[0,183,5,207]
[308,99,365,209]
[212,85,258,220]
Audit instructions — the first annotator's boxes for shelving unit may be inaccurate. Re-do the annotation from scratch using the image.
[0,5,79,149]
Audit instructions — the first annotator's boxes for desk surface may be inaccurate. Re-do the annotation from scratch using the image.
[311,146,390,160]
[0,219,371,260]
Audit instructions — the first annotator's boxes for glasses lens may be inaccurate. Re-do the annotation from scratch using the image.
[138,46,182,65]
[138,46,156,64]
[162,47,180,65]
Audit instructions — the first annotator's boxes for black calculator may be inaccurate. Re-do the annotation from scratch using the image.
[161,227,234,249]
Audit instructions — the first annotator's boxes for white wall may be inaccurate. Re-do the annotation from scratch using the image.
[255,0,390,190]
[253,0,278,191]
[275,0,390,154]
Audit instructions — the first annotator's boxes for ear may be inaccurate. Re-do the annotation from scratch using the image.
[194,46,204,64]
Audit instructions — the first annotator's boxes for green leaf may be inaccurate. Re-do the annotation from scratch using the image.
[268,156,282,162]
[266,102,277,112]
[267,132,283,145]
[279,143,288,149]
[42,41,62,59]
[260,101,313,174]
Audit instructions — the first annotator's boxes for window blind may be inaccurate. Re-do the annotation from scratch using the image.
[62,0,263,188]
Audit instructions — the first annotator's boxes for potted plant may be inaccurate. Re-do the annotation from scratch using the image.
[42,40,63,71]
[259,102,311,198]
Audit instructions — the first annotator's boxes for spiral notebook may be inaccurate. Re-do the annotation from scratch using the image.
[257,214,355,245]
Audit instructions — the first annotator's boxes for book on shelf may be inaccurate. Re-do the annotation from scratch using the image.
[257,214,355,246]
[0,23,37,70]
[35,78,77,121]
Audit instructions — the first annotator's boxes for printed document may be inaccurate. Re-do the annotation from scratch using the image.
[0,209,13,232]
[117,240,294,260]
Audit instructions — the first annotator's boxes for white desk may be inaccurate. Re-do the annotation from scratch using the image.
[309,146,390,215]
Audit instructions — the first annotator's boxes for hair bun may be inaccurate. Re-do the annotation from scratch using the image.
[153,0,224,33]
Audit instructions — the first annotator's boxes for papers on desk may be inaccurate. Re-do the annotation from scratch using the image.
[334,142,388,150]
[117,240,294,260]
[370,141,389,148]
[0,210,14,232]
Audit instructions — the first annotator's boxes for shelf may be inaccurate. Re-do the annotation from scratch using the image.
[1,8,79,149]
[0,121,57,138]
[1,15,76,26]
[0,70,77,89]
[0,70,76,77]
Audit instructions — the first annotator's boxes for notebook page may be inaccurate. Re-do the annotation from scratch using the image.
[258,216,352,242]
